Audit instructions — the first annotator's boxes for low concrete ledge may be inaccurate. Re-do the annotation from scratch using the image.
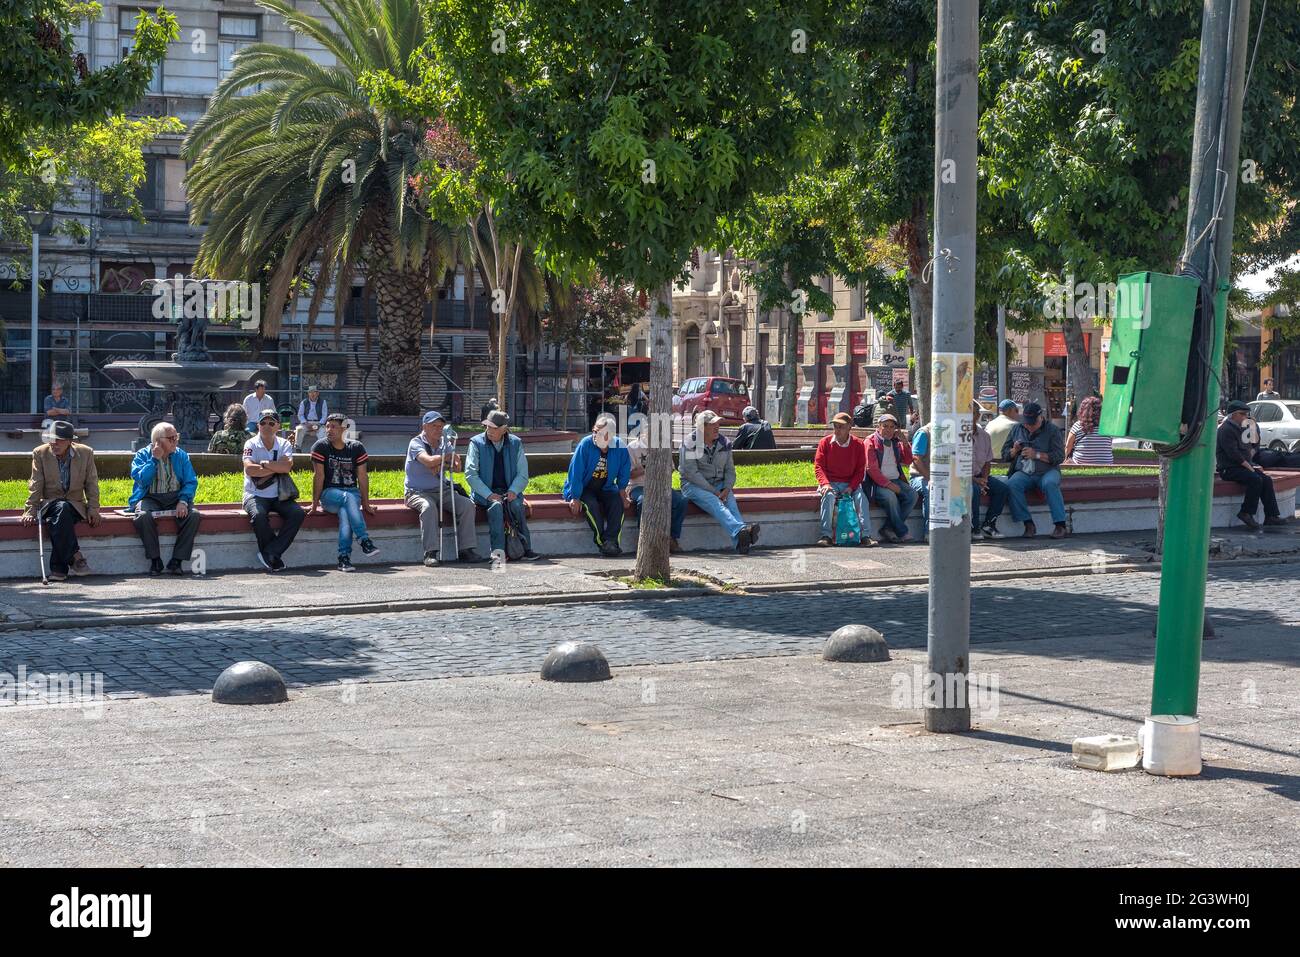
[1,472,1295,578]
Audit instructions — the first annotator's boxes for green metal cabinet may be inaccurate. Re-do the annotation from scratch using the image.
[1099,271,1201,445]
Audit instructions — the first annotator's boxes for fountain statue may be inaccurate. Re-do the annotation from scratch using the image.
[106,279,277,447]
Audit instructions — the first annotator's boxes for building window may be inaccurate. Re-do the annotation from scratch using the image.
[219,14,262,88]
[119,8,163,95]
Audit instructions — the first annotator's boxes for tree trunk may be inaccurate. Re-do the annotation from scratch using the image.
[1062,314,1096,405]
[780,307,801,427]
[905,201,933,425]
[633,281,675,582]
[497,306,509,411]
[372,267,427,416]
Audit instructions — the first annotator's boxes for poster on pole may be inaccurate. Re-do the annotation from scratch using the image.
[929,352,974,528]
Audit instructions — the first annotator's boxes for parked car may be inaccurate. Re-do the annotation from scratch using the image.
[672,376,751,423]
[1248,399,1300,452]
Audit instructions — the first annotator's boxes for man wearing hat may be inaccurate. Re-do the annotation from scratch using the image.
[405,411,484,565]
[465,409,538,560]
[865,412,918,542]
[680,410,759,554]
[813,412,875,546]
[20,421,101,580]
[732,406,776,450]
[1218,400,1286,529]
[999,400,1067,538]
[985,399,1020,460]
[243,408,305,571]
[294,385,329,452]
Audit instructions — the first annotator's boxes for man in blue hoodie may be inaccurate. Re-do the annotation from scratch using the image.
[127,422,201,575]
[564,413,632,556]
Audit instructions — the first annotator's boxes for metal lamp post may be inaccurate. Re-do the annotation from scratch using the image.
[23,208,49,414]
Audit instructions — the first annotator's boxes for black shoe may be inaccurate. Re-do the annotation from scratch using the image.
[1263,515,1287,527]
[521,550,540,561]
[166,559,183,574]
[598,541,617,557]
[458,548,486,563]
[749,523,761,545]
[982,523,1006,539]
[270,556,285,571]
[1023,521,1037,538]
[256,551,272,571]
[423,550,440,567]
[816,536,833,547]
[1051,523,1069,540]
[735,526,752,555]
[48,567,67,582]
[359,538,380,556]
[338,554,355,572]
[149,558,164,576]
[1237,511,1261,530]
[878,527,899,544]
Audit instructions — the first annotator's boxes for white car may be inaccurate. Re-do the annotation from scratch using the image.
[1248,399,1300,451]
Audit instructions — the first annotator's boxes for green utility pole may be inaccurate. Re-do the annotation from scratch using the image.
[1152,0,1251,719]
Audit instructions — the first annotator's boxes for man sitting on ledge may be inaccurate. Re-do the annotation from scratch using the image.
[1218,400,1287,530]
[465,410,538,561]
[127,422,202,575]
[21,420,100,580]
[563,413,631,557]
[679,410,759,554]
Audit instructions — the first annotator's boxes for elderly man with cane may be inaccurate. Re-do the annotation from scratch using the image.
[405,411,485,566]
[21,420,101,581]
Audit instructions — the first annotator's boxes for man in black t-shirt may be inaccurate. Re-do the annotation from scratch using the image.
[308,413,379,571]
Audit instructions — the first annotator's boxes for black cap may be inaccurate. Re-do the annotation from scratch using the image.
[48,421,75,440]
[1021,401,1043,422]
[1225,400,1251,414]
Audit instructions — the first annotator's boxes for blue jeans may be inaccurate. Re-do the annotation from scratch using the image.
[629,486,686,540]
[321,487,368,555]
[1005,468,1066,525]
[973,475,1010,527]
[473,494,532,554]
[819,483,871,539]
[871,481,918,537]
[909,475,929,530]
[681,483,747,542]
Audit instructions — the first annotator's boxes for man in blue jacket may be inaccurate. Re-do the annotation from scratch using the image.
[464,410,538,560]
[564,413,632,556]
[128,422,202,575]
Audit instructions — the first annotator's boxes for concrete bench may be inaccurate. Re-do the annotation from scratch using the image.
[1,472,1296,578]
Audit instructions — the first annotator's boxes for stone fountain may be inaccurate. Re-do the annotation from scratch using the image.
[105,308,276,446]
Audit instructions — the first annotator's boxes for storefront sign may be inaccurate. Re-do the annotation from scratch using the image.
[1044,332,1090,357]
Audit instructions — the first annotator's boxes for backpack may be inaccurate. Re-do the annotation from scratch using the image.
[833,492,862,546]
[503,506,527,560]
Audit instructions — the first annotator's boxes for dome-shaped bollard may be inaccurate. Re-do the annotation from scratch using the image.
[541,641,612,682]
[212,661,289,705]
[822,624,890,663]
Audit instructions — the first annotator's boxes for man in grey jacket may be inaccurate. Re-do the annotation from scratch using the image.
[679,410,760,553]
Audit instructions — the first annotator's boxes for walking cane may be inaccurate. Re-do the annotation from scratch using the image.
[444,427,459,560]
[37,507,49,585]
[437,437,446,564]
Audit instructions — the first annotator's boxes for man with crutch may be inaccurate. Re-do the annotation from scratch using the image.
[21,421,101,581]
[404,410,484,567]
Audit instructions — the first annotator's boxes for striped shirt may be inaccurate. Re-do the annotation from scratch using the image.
[1068,423,1114,465]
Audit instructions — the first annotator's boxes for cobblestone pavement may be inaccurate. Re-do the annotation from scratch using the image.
[0,564,1295,702]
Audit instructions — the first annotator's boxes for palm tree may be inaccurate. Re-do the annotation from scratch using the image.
[183,0,452,415]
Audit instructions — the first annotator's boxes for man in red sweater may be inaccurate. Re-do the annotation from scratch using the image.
[814,412,876,546]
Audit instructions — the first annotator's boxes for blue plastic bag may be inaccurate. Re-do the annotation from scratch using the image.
[834,493,861,546]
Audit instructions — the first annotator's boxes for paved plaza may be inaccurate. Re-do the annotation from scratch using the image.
[0,562,1297,866]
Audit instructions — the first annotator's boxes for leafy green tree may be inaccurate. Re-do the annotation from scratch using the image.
[183,0,455,415]
[403,0,851,579]
[1,1,175,167]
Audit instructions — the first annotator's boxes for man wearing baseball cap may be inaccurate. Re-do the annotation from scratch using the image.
[21,420,101,580]
[1218,400,1286,529]
[985,399,1020,460]
[865,412,918,542]
[243,408,304,571]
[999,400,1067,538]
[679,409,759,553]
[405,410,483,565]
[813,412,875,546]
